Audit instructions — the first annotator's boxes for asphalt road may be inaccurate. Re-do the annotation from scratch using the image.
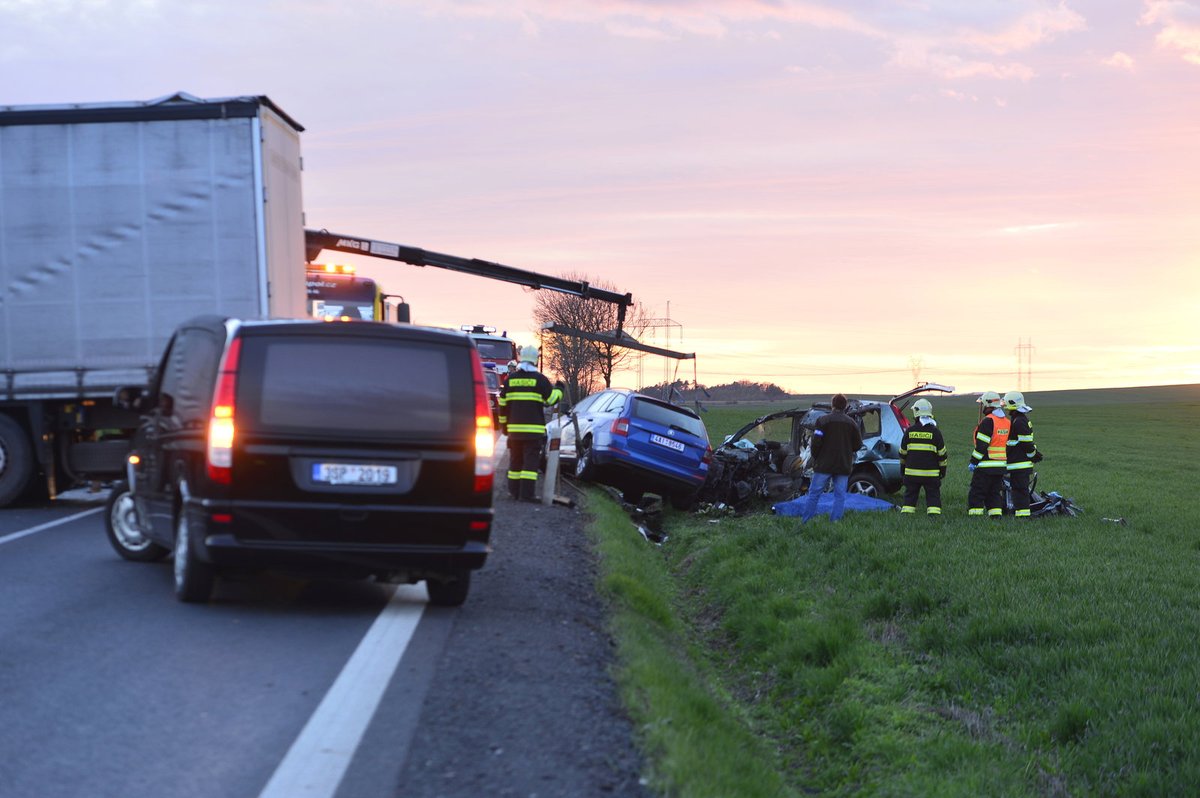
[0,473,648,798]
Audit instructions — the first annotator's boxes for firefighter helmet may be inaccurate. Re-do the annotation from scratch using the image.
[911,398,934,418]
[519,345,539,363]
[1003,390,1028,411]
[506,359,518,373]
[977,391,1003,408]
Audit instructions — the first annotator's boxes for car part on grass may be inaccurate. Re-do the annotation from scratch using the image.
[1004,472,1083,518]
[1101,517,1128,526]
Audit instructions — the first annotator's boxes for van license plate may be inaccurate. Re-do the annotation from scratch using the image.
[649,434,685,452]
[312,463,398,486]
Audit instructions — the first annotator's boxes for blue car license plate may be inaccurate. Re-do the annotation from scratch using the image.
[312,463,398,486]
[649,433,685,452]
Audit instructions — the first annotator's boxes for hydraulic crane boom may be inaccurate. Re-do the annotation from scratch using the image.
[304,228,634,328]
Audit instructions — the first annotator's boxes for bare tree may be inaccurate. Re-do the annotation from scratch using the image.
[532,273,648,404]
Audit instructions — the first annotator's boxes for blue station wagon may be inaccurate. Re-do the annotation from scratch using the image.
[546,388,710,509]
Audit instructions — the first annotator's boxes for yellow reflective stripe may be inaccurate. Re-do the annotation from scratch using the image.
[498,397,507,406]
[546,388,563,405]
[927,507,942,515]
[1017,435,1034,442]
[971,452,983,461]
[506,392,545,401]
[906,443,938,452]
[900,506,917,513]
[977,460,1007,468]
[904,468,941,477]
[976,433,991,443]
[1015,509,1031,517]
[968,508,985,515]
[937,447,947,456]
[1007,462,1034,470]
[987,508,1003,516]
[507,424,546,433]
[517,471,538,480]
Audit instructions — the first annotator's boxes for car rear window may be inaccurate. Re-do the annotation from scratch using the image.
[631,397,707,440]
[238,334,471,436]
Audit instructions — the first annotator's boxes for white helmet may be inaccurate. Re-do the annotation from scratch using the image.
[1003,390,1030,412]
[506,359,518,373]
[519,345,539,363]
[911,398,934,418]
[977,391,1003,409]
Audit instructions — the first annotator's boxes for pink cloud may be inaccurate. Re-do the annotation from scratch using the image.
[958,2,1087,54]
[1141,0,1200,65]
[1103,51,1136,69]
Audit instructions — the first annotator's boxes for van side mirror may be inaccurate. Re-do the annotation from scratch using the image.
[114,385,147,412]
[395,302,411,323]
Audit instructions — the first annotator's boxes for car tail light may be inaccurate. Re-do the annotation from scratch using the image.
[611,417,630,436]
[469,348,495,493]
[206,337,242,485]
[702,445,713,465]
[891,403,910,430]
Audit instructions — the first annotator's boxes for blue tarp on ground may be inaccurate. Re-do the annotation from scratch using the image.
[772,493,895,517]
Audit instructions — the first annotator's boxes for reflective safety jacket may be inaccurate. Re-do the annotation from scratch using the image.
[1006,411,1037,470]
[900,421,947,479]
[498,369,562,439]
[971,411,1010,469]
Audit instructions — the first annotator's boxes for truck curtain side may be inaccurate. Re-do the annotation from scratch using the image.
[0,92,306,505]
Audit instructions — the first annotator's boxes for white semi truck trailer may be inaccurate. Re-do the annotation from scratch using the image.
[0,92,308,506]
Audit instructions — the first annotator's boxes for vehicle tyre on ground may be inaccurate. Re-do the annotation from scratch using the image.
[574,438,596,481]
[104,480,170,562]
[847,471,886,498]
[173,482,216,603]
[0,414,34,507]
[427,570,471,607]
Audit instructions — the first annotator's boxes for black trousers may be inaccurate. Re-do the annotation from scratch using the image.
[968,468,1005,515]
[506,435,544,500]
[902,476,942,513]
[1008,468,1031,517]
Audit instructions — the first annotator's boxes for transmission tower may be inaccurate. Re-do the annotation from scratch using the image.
[909,356,923,383]
[637,301,684,389]
[1014,338,1034,391]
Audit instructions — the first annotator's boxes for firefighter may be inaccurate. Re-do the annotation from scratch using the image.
[498,345,562,502]
[1003,390,1041,518]
[899,398,947,515]
[967,391,1009,518]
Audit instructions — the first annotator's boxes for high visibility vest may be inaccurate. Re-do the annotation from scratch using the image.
[986,415,1011,462]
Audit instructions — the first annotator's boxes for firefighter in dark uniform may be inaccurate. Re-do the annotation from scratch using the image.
[1003,390,1041,518]
[498,345,562,502]
[899,398,947,515]
[968,391,1010,518]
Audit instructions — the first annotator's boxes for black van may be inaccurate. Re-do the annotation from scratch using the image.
[104,316,495,605]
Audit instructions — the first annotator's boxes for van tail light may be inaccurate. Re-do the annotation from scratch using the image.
[206,337,242,485]
[469,348,495,494]
[611,418,630,436]
[891,403,910,431]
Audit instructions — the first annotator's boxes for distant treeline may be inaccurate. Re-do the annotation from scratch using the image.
[640,380,793,403]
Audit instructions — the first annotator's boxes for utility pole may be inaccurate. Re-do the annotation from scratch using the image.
[1014,338,1034,391]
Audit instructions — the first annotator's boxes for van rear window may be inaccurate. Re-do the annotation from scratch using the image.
[631,398,707,440]
[240,336,468,435]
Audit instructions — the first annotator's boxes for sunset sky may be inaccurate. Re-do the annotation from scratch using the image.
[4,0,1198,395]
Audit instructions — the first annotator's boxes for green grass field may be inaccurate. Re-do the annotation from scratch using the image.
[586,384,1200,797]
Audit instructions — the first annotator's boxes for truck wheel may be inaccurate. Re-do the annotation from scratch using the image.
[847,471,885,498]
[0,415,35,507]
[173,482,215,603]
[427,570,470,607]
[105,481,169,562]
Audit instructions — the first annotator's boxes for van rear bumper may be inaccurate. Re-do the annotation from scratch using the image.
[200,533,491,574]
[188,499,492,575]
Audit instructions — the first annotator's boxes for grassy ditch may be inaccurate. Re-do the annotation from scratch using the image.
[586,385,1200,796]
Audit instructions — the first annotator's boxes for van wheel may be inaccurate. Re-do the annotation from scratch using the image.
[173,484,215,603]
[0,415,35,507]
[848,471,885,498]
[105,481,169,562]
[574,439,595,481]
[427,571,470,607]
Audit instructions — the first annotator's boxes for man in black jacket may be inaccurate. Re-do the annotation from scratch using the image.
[800,394,864,523]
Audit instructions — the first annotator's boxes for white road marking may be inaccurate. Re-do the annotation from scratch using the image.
[257,584,428,798]
[0,507,103,546]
